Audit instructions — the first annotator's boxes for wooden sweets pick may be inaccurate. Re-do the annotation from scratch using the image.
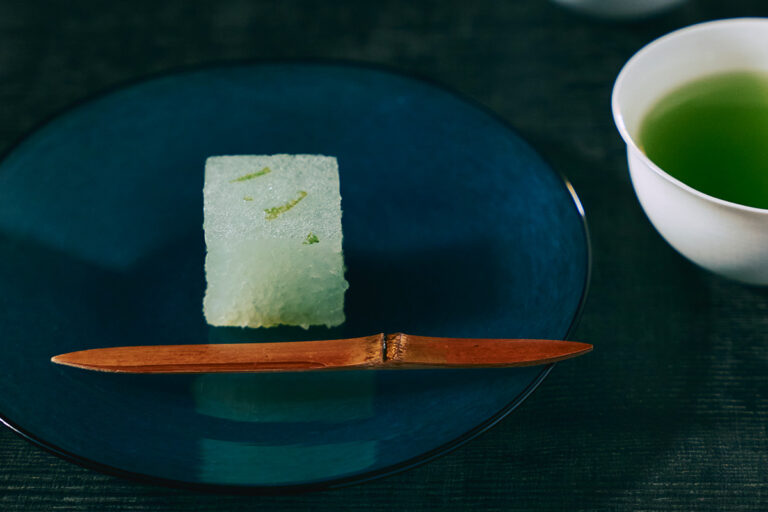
[51,333,593,374]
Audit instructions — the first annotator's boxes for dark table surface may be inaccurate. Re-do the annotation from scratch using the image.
[2,1,768,510]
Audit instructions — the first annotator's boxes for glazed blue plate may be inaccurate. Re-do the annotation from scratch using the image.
[0,63,589,491]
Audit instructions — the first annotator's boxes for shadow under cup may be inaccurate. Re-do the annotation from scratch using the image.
[612,18,768,285]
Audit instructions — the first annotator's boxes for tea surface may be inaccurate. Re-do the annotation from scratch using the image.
[639,71,768,209]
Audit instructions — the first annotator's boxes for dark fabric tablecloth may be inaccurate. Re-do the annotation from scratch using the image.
[2,1,767,510]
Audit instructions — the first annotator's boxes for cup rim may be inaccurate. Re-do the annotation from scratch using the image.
[611,17,768,215]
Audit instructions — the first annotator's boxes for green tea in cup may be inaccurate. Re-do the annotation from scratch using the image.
[639,71,768,209]
[613,19,768,285]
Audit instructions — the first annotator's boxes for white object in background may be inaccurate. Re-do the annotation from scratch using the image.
[612,18,768,285]
[552,0,686,20]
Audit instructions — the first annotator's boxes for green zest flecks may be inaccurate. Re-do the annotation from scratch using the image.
[243,196,253,202]
[303,232,320,245]
[264,190,307,220]
[230,167,272,183]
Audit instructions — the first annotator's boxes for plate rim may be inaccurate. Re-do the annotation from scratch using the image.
[0,59,592,493]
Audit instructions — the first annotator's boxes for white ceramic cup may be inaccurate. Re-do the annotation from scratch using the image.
[612,18,768,285]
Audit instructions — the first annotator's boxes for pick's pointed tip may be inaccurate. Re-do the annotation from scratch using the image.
[51,352,77,367]
[51,351,98,370]
[570,342,593,360]
[553,341,592,363]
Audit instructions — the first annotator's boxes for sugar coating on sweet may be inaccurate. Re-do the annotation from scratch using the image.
[203,154,348,329]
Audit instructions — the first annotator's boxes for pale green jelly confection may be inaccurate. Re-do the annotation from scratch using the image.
[203,154,348,329]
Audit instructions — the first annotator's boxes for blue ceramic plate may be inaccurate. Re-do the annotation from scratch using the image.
[0,63,589,491]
